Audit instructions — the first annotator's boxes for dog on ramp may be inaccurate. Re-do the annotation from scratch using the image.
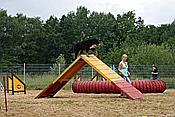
[68,39,100,59]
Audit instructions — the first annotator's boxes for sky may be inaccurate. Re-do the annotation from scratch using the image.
[1,0,175,25]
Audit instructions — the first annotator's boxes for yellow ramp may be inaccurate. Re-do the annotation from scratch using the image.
[82,55,123,81]
[36,55,143,99]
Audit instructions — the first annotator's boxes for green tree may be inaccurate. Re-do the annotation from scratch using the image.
[1,7,175,65]
[43,16,65,63]
[14,16,44,63]
[129,44,174,65]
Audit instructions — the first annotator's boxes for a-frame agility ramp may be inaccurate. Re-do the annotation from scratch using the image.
[36,55,143,100]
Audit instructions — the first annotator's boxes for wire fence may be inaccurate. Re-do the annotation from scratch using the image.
[0,64,175,89]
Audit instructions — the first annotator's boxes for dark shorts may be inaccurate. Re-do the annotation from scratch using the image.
[152,75,158,80]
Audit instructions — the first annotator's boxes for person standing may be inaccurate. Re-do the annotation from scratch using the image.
[118,54,131,84]
[152,64,158,80]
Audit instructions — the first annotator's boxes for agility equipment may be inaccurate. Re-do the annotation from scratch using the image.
[36,55,143,100]
[7,73,26,95]
[131,80,166,93]
[89,74,106,81]
[72,80,166,93]
[0,81,4,91]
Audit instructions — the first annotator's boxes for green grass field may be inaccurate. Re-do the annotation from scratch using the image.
[20,74,74,90]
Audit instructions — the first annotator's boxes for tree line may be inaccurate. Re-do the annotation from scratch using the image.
[0,6,175,65]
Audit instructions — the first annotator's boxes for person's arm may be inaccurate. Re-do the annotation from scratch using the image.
[118,63,125,76]
[127,66,131,77]
[127,70,131,77]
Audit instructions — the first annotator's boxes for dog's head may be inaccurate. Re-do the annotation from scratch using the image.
[92,39,100,45]
[88,39,100,49]
[88,39,100,46]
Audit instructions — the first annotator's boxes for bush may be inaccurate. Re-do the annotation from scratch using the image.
[129,44,174,65]
[49,54,66,75]
[102,43,175,65]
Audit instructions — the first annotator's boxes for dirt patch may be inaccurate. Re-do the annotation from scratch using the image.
[0,89,175,117]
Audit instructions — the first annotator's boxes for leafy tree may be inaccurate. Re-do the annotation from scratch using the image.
[14,16,44,63]
[0,7,175,65]
[43,16,65,63]
[129,44,174,65]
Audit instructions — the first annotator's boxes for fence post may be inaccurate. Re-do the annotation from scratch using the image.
[59,63,61,75]
[24,63,26,83]
[91,67,94,78]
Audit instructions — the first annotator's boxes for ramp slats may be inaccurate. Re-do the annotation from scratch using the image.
[112,80,143,99]
[82,55,143,100]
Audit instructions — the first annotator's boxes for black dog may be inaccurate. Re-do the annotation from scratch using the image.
[68,39,100,59]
